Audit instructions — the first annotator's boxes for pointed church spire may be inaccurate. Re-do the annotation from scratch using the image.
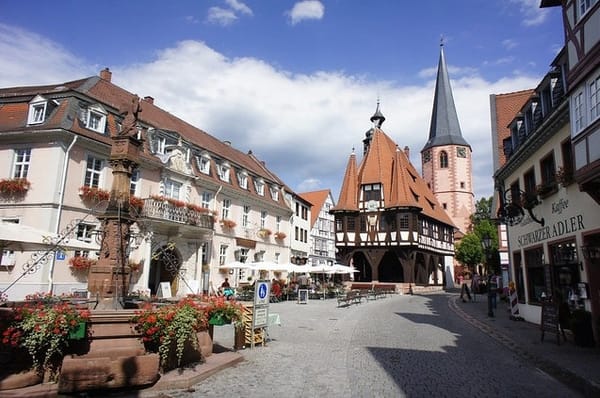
[334,149,359,211]
[422,43,470,151]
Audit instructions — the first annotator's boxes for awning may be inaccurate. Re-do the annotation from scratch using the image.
[0,222,100,252]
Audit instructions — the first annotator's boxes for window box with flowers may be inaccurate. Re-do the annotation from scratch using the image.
[129,196,144,213]
[68,256,96,271]
[131,297,209,371]
[257,228,272,239]
[220,219,236,229]
[555,167,574,187]
[519,192,539,210]
[1,295,91,376]
[274,231,286,240]
[79,186,111,202]
[535,182,557,199]
[0,178,31,197]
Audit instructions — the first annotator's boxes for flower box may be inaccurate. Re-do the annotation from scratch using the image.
[220,219,236,229]
[274,232,286,240]
[0,178,31,196]
[68,256,96,271]
[208,313,230,326]
[79,186,110,202]
[257,228,272,238]
[68,322,87,340]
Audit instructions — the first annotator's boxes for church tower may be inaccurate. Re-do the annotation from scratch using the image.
[421,43,474,236]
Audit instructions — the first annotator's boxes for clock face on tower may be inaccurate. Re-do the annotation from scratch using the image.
[457,147,467,158]
[367,200,378,211]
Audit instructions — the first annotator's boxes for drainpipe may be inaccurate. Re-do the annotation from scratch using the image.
[47,135,78,293]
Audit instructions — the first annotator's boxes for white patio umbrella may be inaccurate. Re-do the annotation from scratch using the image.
[330,263,360,274]
[0,221,101,252]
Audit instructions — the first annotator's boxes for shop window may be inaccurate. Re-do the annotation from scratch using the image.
[525,247,545,304]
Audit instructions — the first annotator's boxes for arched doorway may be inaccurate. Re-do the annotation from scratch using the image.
[378,250,404,282]
[352,251,372,282]
[148,243,182,296]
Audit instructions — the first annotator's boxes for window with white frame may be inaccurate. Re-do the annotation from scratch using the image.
[84,105,107,134]
[27,96,47,125]
[13,148,31,179]
[221,198,231,220]
[1,219,18,267]
[578,0,598,21]
[237,248,249,263]
[201,242,209,265]
[573,89,585,134]
[76,222,95,243]
[197,153,211,174]
[130,169,140,196]
[84,155,104,188]
[242,205,250,228]
[164,179,182,200]
[219,244,228,266]
[254,178,265,196]
[590,74,600,123]
[201,191,212,209]
[218,162,230,182]
[237,170,248,189]
[261,210,267,228]
[156,137,166,154]
[270,185,279,201]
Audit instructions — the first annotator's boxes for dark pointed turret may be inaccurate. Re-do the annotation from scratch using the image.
[363,100,385,155]
[422,43,470,151]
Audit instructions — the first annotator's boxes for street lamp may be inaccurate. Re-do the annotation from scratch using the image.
[481,232,492,253]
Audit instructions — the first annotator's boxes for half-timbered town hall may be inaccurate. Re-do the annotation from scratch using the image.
[331,104,455,285]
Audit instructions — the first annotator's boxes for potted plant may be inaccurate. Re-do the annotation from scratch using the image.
[274,231,286,240]
[0,178,31,196]
[79,186,110,202]
[68,256,96,271]
[220,219,236,229]
[204,295,244,327]
[555,167,574,187]
[1,296,91,376]
[129,196,144,213]
[131,297,209,370]
[257,228,272,238]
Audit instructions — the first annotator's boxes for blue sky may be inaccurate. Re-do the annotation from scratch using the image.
[0,0,563,201]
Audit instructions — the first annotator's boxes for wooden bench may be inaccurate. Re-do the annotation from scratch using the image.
[337,290,362,307]
[373,284,396,298]
[349,283,373,301]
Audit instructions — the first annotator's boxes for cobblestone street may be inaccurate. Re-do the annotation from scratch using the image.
[154,292,579,398]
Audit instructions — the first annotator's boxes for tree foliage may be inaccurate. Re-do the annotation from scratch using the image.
[455,196,500,274]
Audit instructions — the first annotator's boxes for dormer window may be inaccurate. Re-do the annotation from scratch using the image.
[237,170,248,189]
[218,162,230,182]
[156,137,166,154]
[27,95,47,125]
[254,178,265,196]
[197,153,211,174]
[83,105,107,134]
[270,185,280,201]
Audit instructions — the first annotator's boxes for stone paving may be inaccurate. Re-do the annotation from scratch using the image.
[143,291,584,398]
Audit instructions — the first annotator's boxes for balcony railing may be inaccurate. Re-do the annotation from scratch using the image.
[140,198,215,229]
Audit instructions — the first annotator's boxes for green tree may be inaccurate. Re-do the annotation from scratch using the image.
[455,233,484,272]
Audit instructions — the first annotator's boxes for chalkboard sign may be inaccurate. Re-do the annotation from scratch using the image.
[297,289,308,304]
[540,301,560,345]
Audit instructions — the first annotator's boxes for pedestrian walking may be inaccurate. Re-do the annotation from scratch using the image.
[487,273,498,317]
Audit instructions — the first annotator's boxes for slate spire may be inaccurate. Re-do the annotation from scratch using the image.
[422,43,470,151]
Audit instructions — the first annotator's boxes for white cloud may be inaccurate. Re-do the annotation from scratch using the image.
[502,39,518,50]
[0,25,541,201]
[226,0,253,16]
[287,1,325,25]
[206,0,253,26]
[509,0,550,27]
[207,7,238,26]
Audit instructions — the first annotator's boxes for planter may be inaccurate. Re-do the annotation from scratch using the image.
[209,313,231,326]
[68,322,87,340]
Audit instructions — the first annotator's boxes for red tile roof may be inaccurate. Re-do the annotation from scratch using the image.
[334,128,454,226]
[299,189,332,228]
